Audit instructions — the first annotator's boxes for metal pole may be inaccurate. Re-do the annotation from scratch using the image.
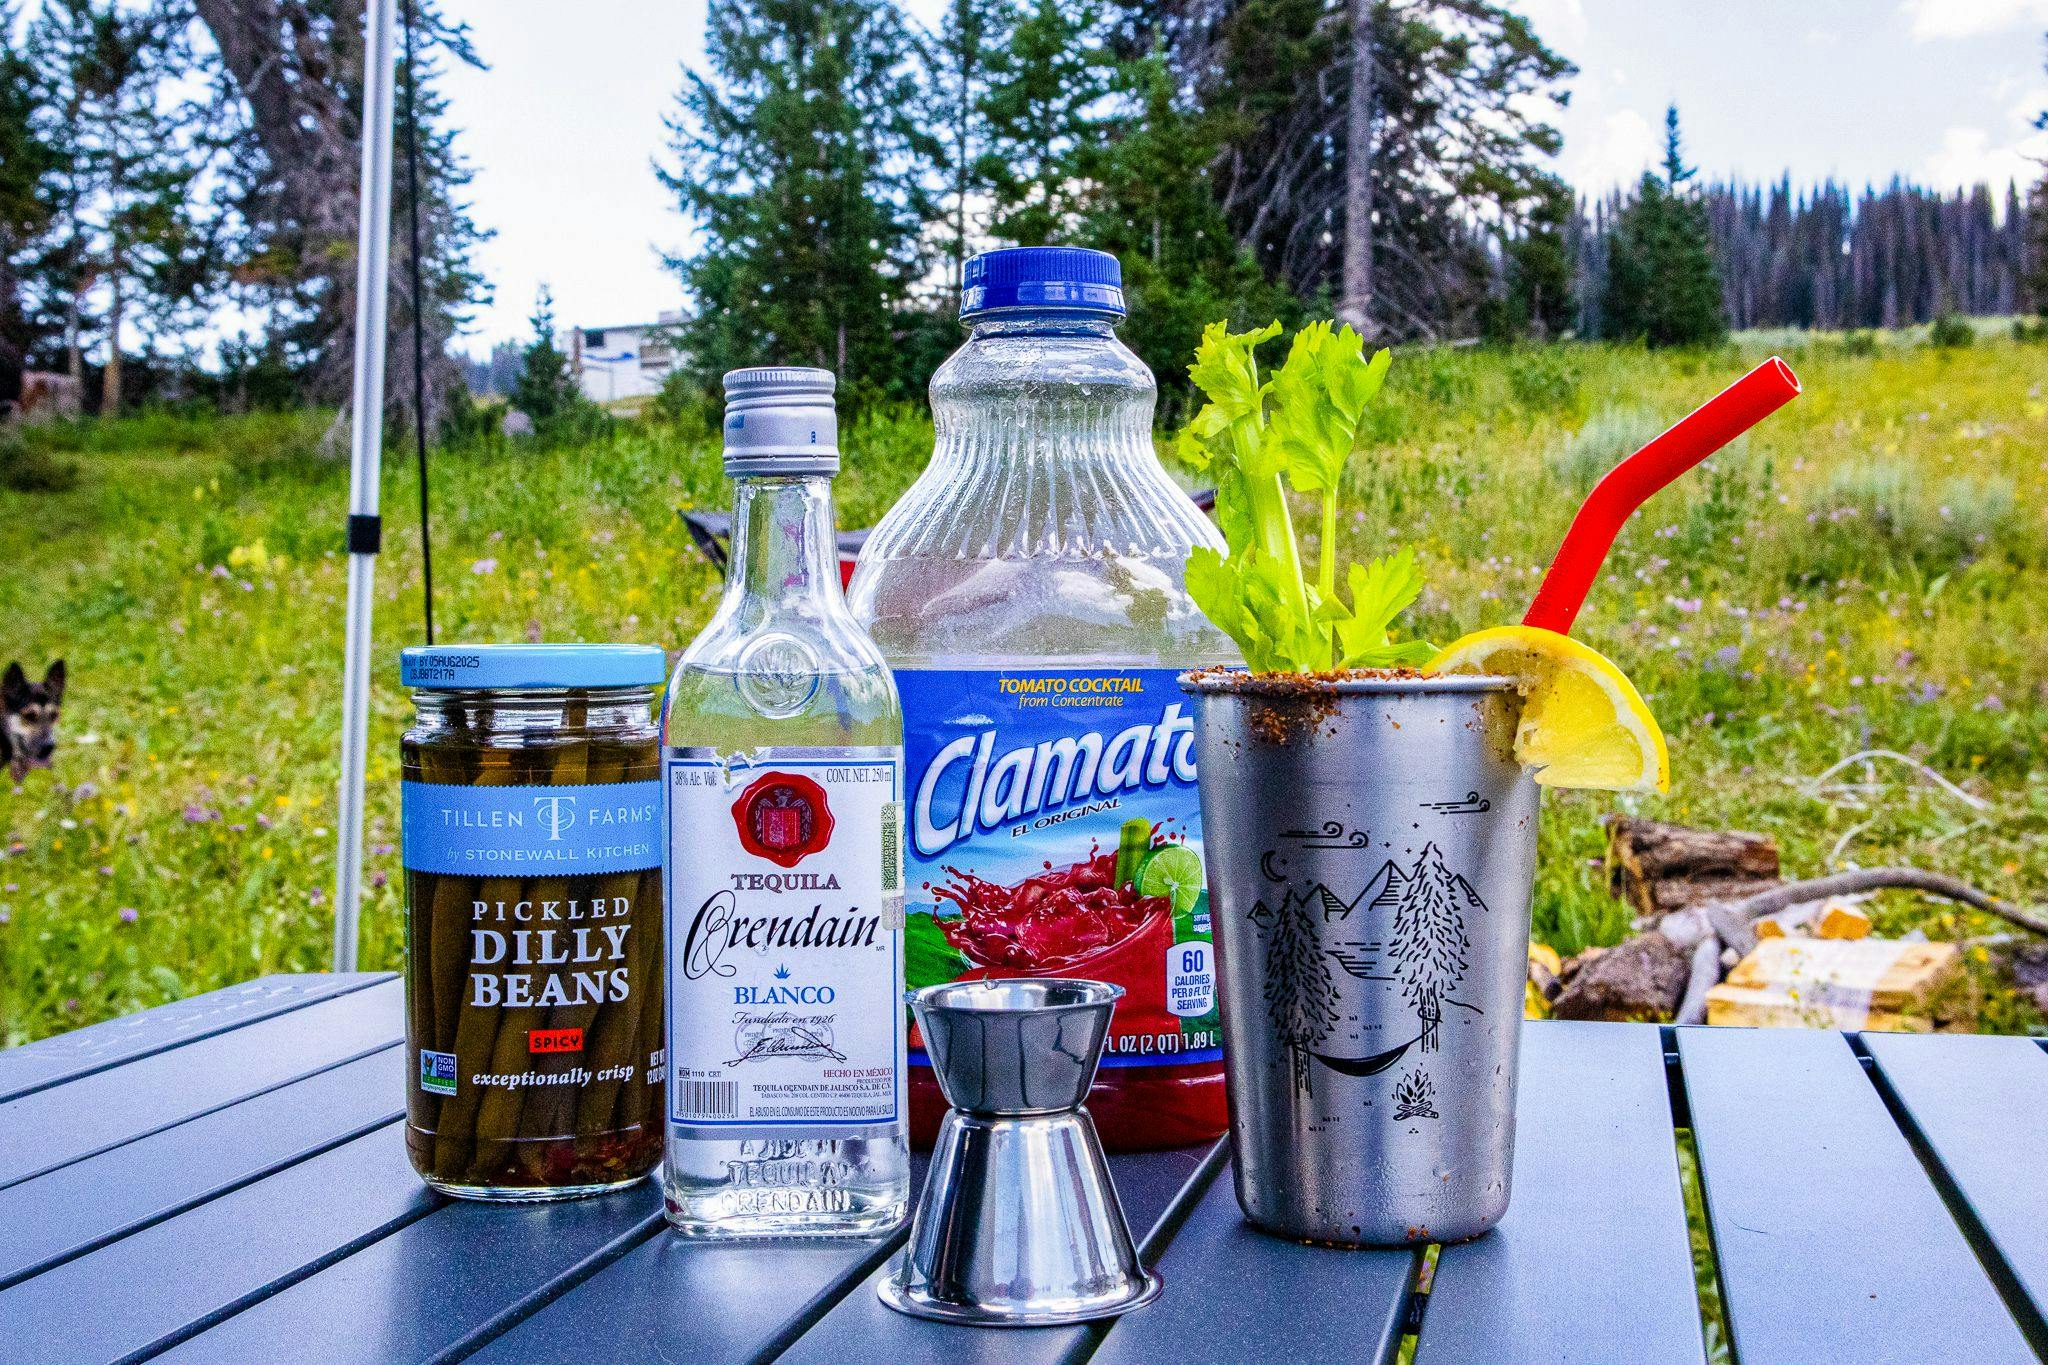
[334,0,400,972]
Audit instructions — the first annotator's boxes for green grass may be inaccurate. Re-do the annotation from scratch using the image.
[2,336,2045,1043]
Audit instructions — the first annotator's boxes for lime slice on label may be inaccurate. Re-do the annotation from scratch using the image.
[1139,844,1205,914]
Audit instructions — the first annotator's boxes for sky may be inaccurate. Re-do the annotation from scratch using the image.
[441,0,2048,349]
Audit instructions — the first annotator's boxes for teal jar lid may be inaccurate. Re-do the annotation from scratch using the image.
[399,644,667,691]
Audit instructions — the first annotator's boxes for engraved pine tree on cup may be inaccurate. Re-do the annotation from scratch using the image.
[1390,844,1474,1054]
[1260,893,1337,1097]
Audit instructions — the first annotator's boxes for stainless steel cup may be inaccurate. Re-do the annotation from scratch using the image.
[878,979,1162,1326]
[1180,672,1539,1246]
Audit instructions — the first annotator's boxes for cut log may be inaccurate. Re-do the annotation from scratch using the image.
[1705,937,1962,1031]
[1815,903,1873,940]
[1552,933,1691,1022]
[1604,816,1781,919]
[1703,985,1933,1033]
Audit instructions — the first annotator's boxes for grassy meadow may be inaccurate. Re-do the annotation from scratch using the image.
[2,332,2044,1045]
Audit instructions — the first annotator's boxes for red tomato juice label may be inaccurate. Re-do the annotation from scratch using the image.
[897,668,1221,1068]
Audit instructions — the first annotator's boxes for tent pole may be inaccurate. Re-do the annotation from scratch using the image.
[333,0,400,973]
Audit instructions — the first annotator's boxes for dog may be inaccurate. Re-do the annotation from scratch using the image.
[3,661,64,781]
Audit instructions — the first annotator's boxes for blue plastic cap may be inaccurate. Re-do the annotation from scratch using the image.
[400,644,667,691]
[960,247,1125,320]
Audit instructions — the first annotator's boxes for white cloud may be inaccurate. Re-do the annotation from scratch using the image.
[1920,125,2048,189]
[1569,108,1663,193]
[1901,0,2048,40]
[1507,0,1588,49]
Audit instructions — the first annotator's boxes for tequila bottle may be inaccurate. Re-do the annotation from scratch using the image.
[662,367,909,1239]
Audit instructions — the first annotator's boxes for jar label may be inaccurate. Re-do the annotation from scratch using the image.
[400,781,662,876]
[896,667,1221,1070]
[665,747,905,1137]
[401,771,666,1191]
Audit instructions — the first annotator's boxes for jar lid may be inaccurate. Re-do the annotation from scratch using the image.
[399,644,667,690]
[960,246,1125,320]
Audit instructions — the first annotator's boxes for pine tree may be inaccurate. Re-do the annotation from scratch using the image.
[25,0,224,410]
[0,4,59,409]
[931,0,1010,301]
[1600,104,1725,348]
[1079,43,1301,418]
[1187,0,1574,340]
[978,0,1116,246]
[662,0,938,404]
[1486,177,1575,341]
[2032,39,2048,321]
[1261,891,1336,1097]
[192,0,488,422]
[509,286,582,434]
[1390,845,1470,1054]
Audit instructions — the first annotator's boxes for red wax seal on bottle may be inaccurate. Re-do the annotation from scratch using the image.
[731,771,834,867]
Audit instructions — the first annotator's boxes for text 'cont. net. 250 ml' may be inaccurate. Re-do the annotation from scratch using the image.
[848,248,1237,1151]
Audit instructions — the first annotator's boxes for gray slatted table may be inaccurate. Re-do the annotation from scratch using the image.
[3,977,2045,1364]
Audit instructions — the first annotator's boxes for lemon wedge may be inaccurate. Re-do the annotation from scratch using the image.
[1427,625,1669,793]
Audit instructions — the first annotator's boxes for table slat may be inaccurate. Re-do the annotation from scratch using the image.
[1417,1021,1705,1365]
[1089,1152,1416,1365]
[0,1124,434,1364]
[467,1223,904,1365]
[1862,1031,2048,1352]
[0,978,404,1189]
[0,973,393,1103]
[773,1145,1213,1365]
[1678,1026,2033,1364]
[157,1185,663,1363]
[0,1046,402,1288]
[467,1159,932,1365]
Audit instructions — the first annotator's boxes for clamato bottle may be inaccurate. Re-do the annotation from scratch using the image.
[848,247,1235,1151]
[663,367,910,1237]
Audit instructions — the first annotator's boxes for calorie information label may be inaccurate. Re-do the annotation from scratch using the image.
[664,746,905,1137]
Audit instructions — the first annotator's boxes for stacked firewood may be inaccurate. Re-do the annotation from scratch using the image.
[1533,816,2048,1030]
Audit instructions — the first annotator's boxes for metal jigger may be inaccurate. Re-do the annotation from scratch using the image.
[878,979,1163,1327]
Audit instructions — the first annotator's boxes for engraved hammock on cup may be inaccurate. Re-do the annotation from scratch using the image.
[1248,841,1487,1094]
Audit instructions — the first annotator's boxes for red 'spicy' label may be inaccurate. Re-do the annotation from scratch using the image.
[528,1028,585,1054]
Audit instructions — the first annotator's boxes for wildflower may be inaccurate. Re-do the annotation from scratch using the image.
[119,907,138,923]
[98,865,113,877]
[72,782,99,801]
[371,870,389,889]
[1713,645,1741,669]
[370,843,394,857]
[308,888,325,905]
[182,805,217,823]
[210,564,231,578]
[1980,694,2004,712]
[0,909,8,924]
[257,813,274,829]
[471,558,499,575]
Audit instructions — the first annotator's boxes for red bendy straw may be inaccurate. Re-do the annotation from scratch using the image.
[1523,356,1802,635]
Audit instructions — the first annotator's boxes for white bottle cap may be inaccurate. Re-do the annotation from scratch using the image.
[721,366,839,476]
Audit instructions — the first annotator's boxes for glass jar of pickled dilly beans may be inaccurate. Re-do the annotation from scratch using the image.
[399,644,667,1201]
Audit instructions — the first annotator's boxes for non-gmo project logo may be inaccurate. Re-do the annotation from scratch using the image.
[419,1049,458,1096]
[732,771,834,868]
